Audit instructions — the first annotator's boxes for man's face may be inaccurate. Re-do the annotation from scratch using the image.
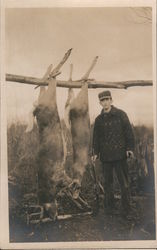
[100,97,112,111]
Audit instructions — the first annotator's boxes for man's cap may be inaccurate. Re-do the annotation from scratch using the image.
[98,90,112,101]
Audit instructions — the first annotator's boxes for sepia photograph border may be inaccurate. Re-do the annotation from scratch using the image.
[0,0,157,249]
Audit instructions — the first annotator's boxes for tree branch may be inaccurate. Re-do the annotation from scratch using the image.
[130,7,152,24]
[6,73,153,89]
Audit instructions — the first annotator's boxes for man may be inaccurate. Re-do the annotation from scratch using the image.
[92,90,135,215]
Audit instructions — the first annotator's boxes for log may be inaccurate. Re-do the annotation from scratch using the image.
[6,74,153,89]
[29,211,93,224]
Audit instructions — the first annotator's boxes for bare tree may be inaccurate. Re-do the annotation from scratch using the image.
[130,7,152,24]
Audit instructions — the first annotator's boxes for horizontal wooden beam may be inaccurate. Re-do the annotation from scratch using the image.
[6,73,153,89]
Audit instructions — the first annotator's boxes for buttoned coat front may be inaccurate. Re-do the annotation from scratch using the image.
[92,106,135,162]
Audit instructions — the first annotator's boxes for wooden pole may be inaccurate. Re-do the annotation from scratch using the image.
[6,74,153,89]
[5,49,153,89]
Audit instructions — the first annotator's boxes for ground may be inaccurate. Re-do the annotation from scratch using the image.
[8,124,155,242]
[9,193,155,242]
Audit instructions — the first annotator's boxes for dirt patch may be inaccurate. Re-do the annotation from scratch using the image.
[9,194,155,242]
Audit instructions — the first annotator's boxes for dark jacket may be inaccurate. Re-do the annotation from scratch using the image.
[92,106,135,162]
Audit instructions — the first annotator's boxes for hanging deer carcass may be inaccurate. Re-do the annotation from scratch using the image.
[65,83,91,187]
[33,79,72,219]
[64,57,99,187]
[64,83,100,215]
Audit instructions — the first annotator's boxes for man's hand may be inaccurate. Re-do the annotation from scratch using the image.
[91,154,98,162]
[126,150,134,159]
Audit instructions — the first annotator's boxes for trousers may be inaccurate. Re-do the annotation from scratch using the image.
[102,159,130,210]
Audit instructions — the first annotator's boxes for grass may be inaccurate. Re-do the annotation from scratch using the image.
[7,121,154,220]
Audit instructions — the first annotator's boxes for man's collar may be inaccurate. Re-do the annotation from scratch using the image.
[101,105,117,115]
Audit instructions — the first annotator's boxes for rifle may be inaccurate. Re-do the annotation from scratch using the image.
[89,160,105,215]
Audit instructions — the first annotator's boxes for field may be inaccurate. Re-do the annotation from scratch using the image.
[7,122,155,242]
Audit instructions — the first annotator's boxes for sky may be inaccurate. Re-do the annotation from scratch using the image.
[5,7,154,127]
